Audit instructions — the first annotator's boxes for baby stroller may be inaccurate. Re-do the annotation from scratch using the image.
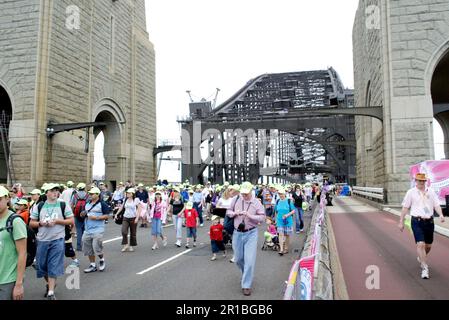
[261,233,280,251]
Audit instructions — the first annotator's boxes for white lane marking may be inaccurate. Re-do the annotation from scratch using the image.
[137,249,192,275]
[103,223,174,244]
[103,236,122,244]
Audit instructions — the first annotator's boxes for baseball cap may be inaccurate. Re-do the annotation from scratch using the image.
[239,182,253,194]
[77,183,86,190]
[185,202,193,209]
[88,187,101,194]
[17,199,29,205]
[211,215,220,221]
[30,189,42,195]
[67,181,74,187]
[126,188,136,194]
[45,183,61,192]
[0,186,9,198]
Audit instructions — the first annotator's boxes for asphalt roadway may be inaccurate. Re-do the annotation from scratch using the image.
[330,197,449,300]
[23,207,313,300]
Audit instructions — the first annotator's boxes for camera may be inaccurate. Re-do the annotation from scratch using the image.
[238,221,246,232]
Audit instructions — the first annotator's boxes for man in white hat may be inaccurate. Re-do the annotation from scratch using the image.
[29,183,74,300]
[226,182,265,296]
[399,173,445,279]
[82,187,109,273]
[0,186,27,300]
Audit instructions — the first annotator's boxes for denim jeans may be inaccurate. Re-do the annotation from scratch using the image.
[232,228,258,289]
[294,207,304,232]
[193,202,204,224]
[74,216,85,251]
[173,214,183,241]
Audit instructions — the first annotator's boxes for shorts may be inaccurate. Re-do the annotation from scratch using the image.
[36,238,65,278]
[187,227,197,238]
[0,282,15,300]
[411,217,434,244]
[211,240,226,253]
[277,226,293,235]
[82,233,104,256]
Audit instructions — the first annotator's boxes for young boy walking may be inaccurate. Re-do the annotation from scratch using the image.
[184,202,199,248]
[209,215,226,261]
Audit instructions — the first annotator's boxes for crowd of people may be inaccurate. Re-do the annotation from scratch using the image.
[0,179,325,300]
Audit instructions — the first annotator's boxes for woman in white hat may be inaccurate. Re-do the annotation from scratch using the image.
[115,188,142,252]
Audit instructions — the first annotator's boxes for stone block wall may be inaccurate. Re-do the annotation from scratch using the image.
[0,0,156,190]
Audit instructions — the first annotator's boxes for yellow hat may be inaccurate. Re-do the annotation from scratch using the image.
[17,199,29,205]
[29,189,40,195]
[77,183,86,190]
[67,181,74,187]
[88,187,101,194]
[240,182,253,194]
[277,187,286,194]
[229,184,240,191]
[211,215,220,221]
[185,202,193,209]
[0,186,10,198]
[415,173,427,181]
[126,188,136,194]
[45,183,61,192]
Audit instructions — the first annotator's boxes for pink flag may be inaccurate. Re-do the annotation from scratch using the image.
[299,255,316,300]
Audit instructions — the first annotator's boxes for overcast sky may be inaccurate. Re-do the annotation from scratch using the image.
[94,0,446,181]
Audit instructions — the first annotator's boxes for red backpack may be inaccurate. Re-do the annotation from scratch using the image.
[73,192,88,218]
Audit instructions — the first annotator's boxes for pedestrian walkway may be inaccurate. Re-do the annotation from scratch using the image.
[329,196,449,299]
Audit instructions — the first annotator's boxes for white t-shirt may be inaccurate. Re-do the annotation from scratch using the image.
[216,197,233,209]
[123,198,141,218]
[60,188,74,205]
[401,187,440,219]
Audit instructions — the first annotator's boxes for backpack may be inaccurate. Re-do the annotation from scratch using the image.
[73,192,88,219]
[224,195,240,234]
[2,213,37,268]
[37,201,72,241]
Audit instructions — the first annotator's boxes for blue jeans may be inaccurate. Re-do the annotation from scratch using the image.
[294,207,304,232]
[232,228,258,289]
[193,203,203,224]
[151,218,162,236]
[173,214,183,241]
[74,216,85,251]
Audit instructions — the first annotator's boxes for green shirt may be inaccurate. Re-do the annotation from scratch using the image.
[0,211,27,285]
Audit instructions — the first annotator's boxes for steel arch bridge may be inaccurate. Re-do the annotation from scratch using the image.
[163,67,379,185]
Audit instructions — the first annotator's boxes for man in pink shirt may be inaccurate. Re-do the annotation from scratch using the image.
[226,182,265,296]
[399,173,445,279]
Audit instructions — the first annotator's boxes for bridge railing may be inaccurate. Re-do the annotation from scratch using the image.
[352,186,386,203]
[284,189,333,300]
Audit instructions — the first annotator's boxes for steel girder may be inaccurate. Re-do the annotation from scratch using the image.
[180,68,356,184]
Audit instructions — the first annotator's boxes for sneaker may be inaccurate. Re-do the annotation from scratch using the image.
[421,267,429,279]
[296,231,300,234]
[152,244,158,250]
[193,242,197,247]
[185,243,190,248]
[99,259,106,272]
[69,259,80,267]
[128,246,134,252]
[230,257,235,263]
[176,240,182,247]
[162,237,168,247]
[200,224,204,227]
[300,229,304,232]
[211,255,217,261]
[47,293,57,300]
[84,264,97,273]
[121,245,129,252]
